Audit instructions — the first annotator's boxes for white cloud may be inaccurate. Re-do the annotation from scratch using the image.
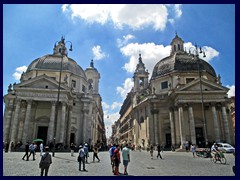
[120,43,171,75]
[104,112,120,138]
[12,66,28,80]
[92,45,107,60]
[111,102,122,110]
[174,4,182,18]
[117,34,135,47]
[62,4,175,31]
[226,85,235,98]
[102,102,110,110]
[116,78,134,99]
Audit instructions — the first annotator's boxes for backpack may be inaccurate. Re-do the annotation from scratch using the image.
[79,149,85,158]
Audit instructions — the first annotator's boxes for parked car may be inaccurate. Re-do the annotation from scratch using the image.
[217,143,235,153]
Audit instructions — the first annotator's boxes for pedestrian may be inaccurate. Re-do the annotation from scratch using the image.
[78,145,87,171]
[185,141,189,152]
[150,144,154,159]
[5,142,9,153]
[109,144,116,173]
[113,147,121,175]
[122,144,130,175]
[93,146,100,162]
[22,142,29,161]
[191,144,196,158]
[157,144,163,159]
[40,142,44,156]
[84,143,89,163]
[160,143,164,153]
[70,143,75,157]
[10,142,14,152]
[28,142,36,160]
[39,146,52,176]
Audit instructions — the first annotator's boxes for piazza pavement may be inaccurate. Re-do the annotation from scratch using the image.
[3,149,235,176]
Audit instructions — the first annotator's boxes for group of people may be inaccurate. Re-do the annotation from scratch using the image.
[109,143,130,175]
[22,142,44,161]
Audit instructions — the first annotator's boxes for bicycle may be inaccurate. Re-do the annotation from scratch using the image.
[212,151,226,164]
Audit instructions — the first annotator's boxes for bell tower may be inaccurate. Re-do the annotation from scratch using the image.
[170,33,184,55]
[133,53,149,92]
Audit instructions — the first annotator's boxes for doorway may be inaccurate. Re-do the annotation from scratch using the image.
[37,126,48,145]
[165,133,172,148]
[195,127,204,148]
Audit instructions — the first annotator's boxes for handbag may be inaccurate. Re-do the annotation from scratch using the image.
[77,155,80,162]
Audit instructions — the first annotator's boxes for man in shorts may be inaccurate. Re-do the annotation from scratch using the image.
[122,144,130,175]
[109,144,116,173]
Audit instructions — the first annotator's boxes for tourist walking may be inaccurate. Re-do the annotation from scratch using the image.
[40,142,44,156]
[78,145,87,171]
[109,144,116,173]
[39,146,52,176]
[84,143,89,163]
[191,144,196,157]
[28,143,36,160]
[113,148,121,175]
[150,144,154,159]
[70,143,75,156]
[157,144,163,159]
[22,142,29,161]
[93,146,100,162]
[122,144,130,175]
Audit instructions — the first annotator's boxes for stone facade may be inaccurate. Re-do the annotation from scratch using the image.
[3,37,105,150]
[112,34,235,149]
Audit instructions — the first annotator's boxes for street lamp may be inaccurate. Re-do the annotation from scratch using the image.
[189,44,208,147]
[52,37,73,157]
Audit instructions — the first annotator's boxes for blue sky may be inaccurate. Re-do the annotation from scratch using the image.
[3,4,235,138]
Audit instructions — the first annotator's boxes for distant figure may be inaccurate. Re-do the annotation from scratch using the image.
[28,143,36,160]
[40,143,44,156]
[10,142,15,152]
[191,144,196,158]
[185,141,189,152]
[150,144,154,159]
[22,142,29,161]
[84,143,89,163]
[93,146,100,162]
[70,143,75,157]
[157,144,163,159]
[39,146,52,176]
[78,145,87,171]
[122,144,130,175]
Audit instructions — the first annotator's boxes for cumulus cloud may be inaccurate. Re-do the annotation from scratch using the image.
[111,102,122,110]
[62,4,179,31]
[120,43,171,75]
[104,112,120,138]
[116,78,134,99]
[92,45,107,60]
[12,66,28,80]
[226,85,235,98]
[117,34,135,47]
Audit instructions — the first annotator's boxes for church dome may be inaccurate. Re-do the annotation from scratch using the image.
[26,37,86,79]
[151,35,217,79]
[26,55,86,78]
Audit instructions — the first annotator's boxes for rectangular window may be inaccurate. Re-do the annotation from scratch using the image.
[71,80,76,88]
[186,78,195,84]
[161,81,168,89]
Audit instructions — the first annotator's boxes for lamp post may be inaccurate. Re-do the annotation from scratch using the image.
[52,37,72,157]
[189,44,208,147]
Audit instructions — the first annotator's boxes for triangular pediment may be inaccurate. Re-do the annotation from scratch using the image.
[15,74,69,90]
[178,78,229,92]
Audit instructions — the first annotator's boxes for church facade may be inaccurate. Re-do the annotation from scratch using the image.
[112,34,234,149]
[3,37,106,149]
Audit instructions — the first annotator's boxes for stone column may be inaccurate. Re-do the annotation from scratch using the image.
[4,99,14,143]
[22,100,32,144]
[169,107,176,146]
[174,107,181,146]
[9,99,21,151]
[211,104,220,142]
[221,105,231,143]
[47,101,56,143]
[66,106,72,146]
[82,108,89,143]
[59,102,66,143]
[188,105,196,145]
[151,109,159,145]
[178,105,186,149]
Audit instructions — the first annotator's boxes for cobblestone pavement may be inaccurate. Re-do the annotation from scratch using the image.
[3,150,235,176]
